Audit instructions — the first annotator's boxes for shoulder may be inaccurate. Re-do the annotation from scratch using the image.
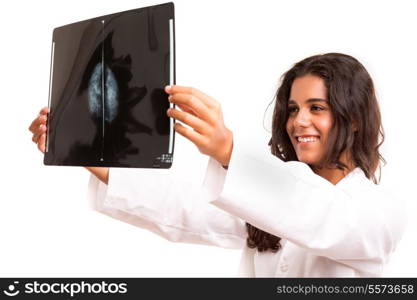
[338,168,389,198]
[345,168,406,236]
[340,169,407,249]
[338,168,406,222]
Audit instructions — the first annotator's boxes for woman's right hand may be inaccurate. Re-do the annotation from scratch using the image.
[29,107,49,153]
[28,107,109,184]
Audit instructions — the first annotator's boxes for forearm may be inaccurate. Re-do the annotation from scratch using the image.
[85,167,109,184]
[87,159,246,249]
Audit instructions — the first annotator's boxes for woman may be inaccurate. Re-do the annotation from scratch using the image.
[29,53,405,277]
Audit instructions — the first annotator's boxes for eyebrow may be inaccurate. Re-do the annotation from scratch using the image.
[288,98,328,105]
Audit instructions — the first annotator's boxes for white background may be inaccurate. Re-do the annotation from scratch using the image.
[0,0,416,276]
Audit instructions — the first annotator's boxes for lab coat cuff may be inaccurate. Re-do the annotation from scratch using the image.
[202,157,228,203]
[103,167,146,212]
[87,168,138,214]
[87,173,109,212]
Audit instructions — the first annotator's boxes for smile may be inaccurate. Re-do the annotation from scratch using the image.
[296,136,319,143]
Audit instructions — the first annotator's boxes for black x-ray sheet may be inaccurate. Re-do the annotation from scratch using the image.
[44,2,175,168]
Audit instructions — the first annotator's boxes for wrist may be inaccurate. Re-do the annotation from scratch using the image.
[216,129,233,166]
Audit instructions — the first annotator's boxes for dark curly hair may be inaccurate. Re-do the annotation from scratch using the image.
[246,53,385,252]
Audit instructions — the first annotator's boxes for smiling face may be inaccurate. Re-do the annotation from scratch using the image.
[285,74,334,167]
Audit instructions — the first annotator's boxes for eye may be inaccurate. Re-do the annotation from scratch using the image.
[288,106,299,114]
[311,105,325,112]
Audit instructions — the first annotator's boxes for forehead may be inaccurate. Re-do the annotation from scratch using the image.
[289,75,327,103]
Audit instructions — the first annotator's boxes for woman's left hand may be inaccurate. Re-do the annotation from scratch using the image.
[165,85,233,166]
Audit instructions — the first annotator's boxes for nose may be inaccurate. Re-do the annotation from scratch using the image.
[294,109,311,127]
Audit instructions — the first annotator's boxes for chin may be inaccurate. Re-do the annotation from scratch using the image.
[296,154,320,165]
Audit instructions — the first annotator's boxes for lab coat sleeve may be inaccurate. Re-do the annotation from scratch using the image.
[87,159,246,249]
[209,138,406,273]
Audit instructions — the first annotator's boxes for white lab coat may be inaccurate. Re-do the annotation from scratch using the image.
[87,138,406,277]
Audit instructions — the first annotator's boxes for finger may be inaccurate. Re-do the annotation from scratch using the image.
[174,122,207,148]
[167,108,208,134]
[38,133,46,153]
[29,114,47,133]
[39,107,49,115]
[169,93,212,123]
[32,124,47,143]
[166,85,218,109]
[176,103,196,116]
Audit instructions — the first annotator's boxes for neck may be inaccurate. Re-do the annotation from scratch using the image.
[311,152,356,185]
[312,166,352,185]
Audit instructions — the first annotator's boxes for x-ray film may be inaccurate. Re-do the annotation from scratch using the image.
[44,2,175,168]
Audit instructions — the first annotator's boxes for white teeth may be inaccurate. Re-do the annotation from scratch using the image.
[297,136,318,143]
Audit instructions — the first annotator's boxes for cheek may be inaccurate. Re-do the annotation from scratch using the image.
[285,119,292,136]
[315,115,333,139]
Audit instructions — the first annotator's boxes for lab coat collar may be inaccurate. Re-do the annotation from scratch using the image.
[335,167,372,190]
